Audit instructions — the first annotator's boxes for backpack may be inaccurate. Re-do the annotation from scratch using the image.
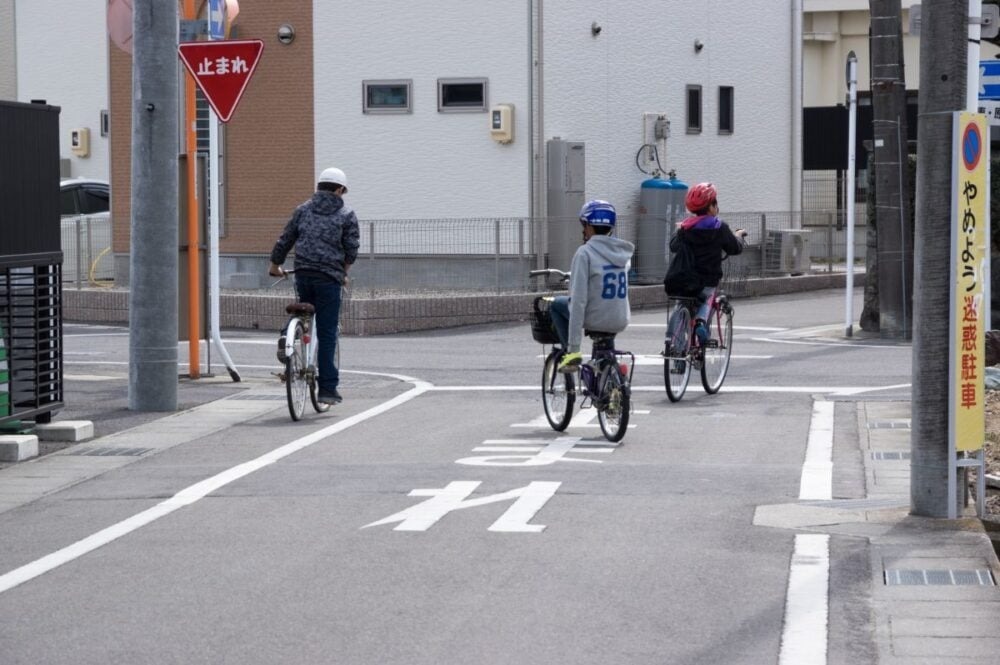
[663,235,703,297]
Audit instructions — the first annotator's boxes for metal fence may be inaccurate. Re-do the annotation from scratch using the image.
[61,215,114,288]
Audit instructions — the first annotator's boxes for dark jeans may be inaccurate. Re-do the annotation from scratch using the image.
[295,272,342,393]
[549,296,571,349]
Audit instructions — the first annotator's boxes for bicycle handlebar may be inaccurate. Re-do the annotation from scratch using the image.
[529,268,570,282]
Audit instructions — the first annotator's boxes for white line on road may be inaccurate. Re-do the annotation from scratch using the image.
[752,336,898,349]
[0,372,432,596]
[629,323,788,331]
[799,400,834,500]
[778,534,830,665]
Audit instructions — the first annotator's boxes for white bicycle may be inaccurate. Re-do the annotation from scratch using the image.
[273,270,330,421]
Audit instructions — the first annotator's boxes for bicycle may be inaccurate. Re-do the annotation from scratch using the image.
[528,269,634,443]
[661,289,734,402]
[272,269,330,421]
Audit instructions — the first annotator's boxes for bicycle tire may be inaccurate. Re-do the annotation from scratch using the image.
[701,306,733,394]
[542,350,575,431]
[285,320,308,421]
[664,306,692,402]
[597,362,630,442]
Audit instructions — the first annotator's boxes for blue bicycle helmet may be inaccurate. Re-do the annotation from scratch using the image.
[579,199,617,227]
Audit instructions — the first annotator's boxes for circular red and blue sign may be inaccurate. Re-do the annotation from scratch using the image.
[962,121,983,172]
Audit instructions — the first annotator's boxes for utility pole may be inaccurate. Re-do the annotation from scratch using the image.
[129,0,179,411]
[869,0,913,339]
[911,0,967,517]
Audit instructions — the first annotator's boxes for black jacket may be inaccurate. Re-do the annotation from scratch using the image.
[669,215,744,288]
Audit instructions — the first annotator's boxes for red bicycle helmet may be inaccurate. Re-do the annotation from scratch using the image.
[685,182,718,214]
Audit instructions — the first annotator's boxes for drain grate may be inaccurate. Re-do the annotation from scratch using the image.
[885,569,995,586]
[872,451,911,460]
[868,419,911,429]
[228,394,286,401]
[67,446,153,457]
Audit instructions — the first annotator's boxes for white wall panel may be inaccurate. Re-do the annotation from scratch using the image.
[15,0,109,180]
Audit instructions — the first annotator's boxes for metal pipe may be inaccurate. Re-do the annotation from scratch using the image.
[184,0,200,378]
[791,0,804,224]
[208,115,240,382]
[845,52,858,337]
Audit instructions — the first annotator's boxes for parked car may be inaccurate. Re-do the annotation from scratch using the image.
[60,178,112,283]
[60,177,109,218]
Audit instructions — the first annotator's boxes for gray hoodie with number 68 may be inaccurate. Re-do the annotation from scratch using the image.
[566,234,636,353]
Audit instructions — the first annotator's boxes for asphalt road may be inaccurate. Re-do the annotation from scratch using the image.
[0,288,910,664]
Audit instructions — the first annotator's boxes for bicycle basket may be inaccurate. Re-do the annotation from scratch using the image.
[529,297,561,344]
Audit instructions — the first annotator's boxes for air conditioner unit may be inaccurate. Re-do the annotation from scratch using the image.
[764,230,811,275]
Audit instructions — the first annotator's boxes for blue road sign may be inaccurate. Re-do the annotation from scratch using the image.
[208,0,225,40]
[979,60,1000,100]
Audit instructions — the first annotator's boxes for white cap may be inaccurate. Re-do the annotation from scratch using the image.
[318,167,348,193]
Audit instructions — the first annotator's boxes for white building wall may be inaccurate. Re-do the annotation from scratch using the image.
[543,0,794,215]
[14,0,109,180]
[315,0,796,219]
[0,0,15,100]
[314,0,530,219]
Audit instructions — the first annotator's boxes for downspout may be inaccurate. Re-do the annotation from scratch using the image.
[528,0,534,223]
[533,0,546,270]
[791,0,803,225]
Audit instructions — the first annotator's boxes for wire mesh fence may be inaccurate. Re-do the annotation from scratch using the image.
[61,215,114,289]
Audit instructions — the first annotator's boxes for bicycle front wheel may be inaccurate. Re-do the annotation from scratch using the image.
[664,306,692,402]
[542,351,575,431]
[285,321,308,421]
[701,307,733,394]
[597,363,630,443]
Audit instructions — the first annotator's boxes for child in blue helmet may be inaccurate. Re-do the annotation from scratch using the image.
[549,200,635,372]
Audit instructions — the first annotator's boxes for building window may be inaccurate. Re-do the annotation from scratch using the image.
[438,78,488,112]
[363,80,413,114]
[719,86,734,134]
[686,85,702,134]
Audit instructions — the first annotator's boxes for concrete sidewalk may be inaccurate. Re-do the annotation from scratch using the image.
[757,399,1000,663]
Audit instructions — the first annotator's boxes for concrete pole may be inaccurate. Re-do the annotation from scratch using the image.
[845,52,858,337]
[911,0,967,517]
[129,0,179,411]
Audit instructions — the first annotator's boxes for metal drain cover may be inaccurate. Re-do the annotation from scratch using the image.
[885,569,995,586]
[228,394,286,401]
[67,446,153,457]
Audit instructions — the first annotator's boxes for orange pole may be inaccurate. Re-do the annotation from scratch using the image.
[184,0,201,378]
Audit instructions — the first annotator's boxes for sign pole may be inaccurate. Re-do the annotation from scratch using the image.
[183,0,200,380]
[845,51,858,337]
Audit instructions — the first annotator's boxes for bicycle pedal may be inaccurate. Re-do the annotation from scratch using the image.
[271,371,287,382]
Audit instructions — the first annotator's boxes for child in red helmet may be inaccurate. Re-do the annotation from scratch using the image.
[668,182,747,344]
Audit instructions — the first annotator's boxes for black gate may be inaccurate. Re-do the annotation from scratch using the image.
[0,100,64,424]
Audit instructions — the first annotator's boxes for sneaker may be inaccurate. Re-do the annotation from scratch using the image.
[318,389,342,405]
[558,352,582,373]
[694,320,709,345]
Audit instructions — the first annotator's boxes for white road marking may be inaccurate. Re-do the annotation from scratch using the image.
[633,354,772,364]
[799,400,834,500]
[778,534,830,665]
[456,436,615,466]
[511,410,650,429]
[629,323,788,331]
[752,336,897,349]
[63,374,119,382]
[363,481,561,533]
[0,372,431,596]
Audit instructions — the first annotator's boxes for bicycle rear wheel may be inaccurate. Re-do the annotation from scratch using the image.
[664,306,692,402]
[597,362,630,442]
[701,307,733,394]
[285,321,308,421]
[542,350,575,431]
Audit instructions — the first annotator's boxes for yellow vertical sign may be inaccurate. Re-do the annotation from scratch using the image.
[951,112,988,453]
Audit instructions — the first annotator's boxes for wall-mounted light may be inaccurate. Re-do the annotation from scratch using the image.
[591,22,602,37]
[694,39,704,53]
[277,24,295,45]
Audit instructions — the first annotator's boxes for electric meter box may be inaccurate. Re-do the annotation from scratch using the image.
[490,104,514,143]
[70,128,90,157]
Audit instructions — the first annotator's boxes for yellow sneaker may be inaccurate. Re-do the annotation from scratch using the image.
[558,351,582,373]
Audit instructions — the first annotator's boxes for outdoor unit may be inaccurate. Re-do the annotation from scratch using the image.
[764,229,810,275]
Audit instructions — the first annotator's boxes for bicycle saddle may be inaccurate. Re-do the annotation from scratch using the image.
[286,303,316,315]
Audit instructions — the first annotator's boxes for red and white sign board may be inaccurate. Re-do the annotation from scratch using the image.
[177,39,264,123]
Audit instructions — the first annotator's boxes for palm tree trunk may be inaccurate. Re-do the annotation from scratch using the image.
[869,0,913,339]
